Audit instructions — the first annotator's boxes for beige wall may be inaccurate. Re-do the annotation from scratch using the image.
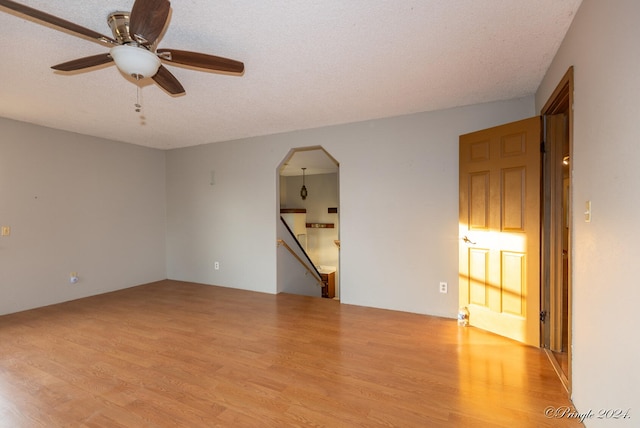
[165,97,534,317]
[536,0,639,423]
[0,118,167,315]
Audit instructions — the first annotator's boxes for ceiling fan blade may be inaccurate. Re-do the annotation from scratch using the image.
[129,0,170,46]
[157,49,244,74]
[51,54,113,72]
[152,65,185,95]
[0,0,115,45]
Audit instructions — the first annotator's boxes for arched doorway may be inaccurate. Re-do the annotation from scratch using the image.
[277,146,340,298]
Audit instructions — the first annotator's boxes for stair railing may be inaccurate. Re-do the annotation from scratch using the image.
[278,216,324,287]
[276,240,324,287]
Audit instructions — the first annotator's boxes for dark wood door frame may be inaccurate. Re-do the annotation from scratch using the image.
[541,66,574,394]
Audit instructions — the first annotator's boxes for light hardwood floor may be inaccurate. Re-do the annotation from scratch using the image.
[0,280,582,427]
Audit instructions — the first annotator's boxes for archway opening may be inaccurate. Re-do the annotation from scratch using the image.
[277,146,340,298]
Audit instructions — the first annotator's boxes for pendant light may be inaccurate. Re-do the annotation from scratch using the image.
[300,168,308,200]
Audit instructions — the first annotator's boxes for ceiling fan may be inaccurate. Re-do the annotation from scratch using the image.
[0,0,244,95]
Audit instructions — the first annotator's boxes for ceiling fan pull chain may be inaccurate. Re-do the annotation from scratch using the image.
[134,77,146,125]
[135,76,142,113]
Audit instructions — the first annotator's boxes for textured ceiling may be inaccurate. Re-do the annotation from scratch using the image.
[0,0,581,150]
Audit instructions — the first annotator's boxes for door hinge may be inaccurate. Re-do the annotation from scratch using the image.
[540,310,547,323]
[540,140,546,153]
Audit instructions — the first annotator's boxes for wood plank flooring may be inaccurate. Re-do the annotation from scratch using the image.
[0,280,582,427]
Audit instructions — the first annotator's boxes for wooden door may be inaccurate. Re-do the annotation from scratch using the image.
[459,117,541,347]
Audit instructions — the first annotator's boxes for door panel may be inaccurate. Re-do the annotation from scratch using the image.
[470,172,489,228]
[502,167,526,231]
[459,117,541,347]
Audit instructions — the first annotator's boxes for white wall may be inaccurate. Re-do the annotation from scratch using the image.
[165,137,280,293]
[535,0,639,423]
[165,96,534,317]
[0,118,167,315]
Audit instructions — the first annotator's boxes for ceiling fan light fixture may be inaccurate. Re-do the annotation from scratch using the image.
[110,44,160,79]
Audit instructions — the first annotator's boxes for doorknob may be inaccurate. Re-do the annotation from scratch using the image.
[462,236,476,245]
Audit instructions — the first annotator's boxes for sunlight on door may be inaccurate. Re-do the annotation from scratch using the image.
[459,117,541,347]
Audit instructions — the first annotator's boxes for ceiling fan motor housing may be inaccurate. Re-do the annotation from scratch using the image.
[107,12,134,44]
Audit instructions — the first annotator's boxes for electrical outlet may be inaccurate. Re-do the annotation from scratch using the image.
[439,282,448,294]
[214,261,220,270]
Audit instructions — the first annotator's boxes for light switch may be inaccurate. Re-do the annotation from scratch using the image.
[1,226,10,236]
[584,201,591,223]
